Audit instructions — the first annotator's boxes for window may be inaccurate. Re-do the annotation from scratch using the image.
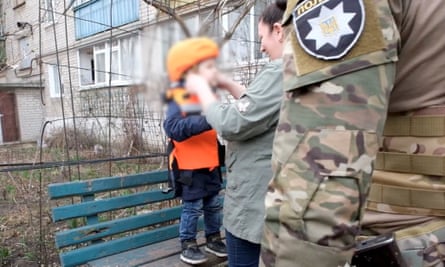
[78,35,139,87]
[224,0,272,64]
[47,65,63,98]
[18,37,33,70]
[43,0,56,23]
[158,15,200,71]
[74,0,139,39]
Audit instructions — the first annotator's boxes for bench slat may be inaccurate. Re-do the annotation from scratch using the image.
[88,230,223,267]
[55,206,182,248]
[52,190,174,222]
[48,170,169,199]
[60,222,202,267]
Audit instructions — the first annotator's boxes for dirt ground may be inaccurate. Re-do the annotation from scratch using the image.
[0,143,166,267]
[1,172,57,266]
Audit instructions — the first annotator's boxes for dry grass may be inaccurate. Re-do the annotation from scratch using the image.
[0,142,168,267]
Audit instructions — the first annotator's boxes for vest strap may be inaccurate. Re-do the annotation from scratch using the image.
[384,116,445,137]
[375,152,445,176]
[368,183,445,210]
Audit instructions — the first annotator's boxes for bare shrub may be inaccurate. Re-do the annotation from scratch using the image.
[44,127,106,151]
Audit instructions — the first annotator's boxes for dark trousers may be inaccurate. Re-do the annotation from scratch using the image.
[226,230,261,267]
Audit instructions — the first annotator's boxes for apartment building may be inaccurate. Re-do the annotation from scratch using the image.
[0,0,270,147]
[0,0,44,143]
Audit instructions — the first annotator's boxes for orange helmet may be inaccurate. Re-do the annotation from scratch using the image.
[167,37,219,82]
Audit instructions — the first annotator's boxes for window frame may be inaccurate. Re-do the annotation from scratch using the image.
[47,64,63,98]
[42,0,56,24]
[77,34,139,89]
[18,37,33,70]
[222,1,270,67]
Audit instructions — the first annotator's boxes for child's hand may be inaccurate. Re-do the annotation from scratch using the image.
[185,73,211,94]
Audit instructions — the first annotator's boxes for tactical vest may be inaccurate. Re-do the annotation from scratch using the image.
[166,88,219,170]
[367,107,445,216]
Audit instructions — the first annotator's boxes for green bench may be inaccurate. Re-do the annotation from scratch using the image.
[48,169,226,267]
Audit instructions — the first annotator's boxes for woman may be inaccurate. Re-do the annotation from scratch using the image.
[185,1,286,266]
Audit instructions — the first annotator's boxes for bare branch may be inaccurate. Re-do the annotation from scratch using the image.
[218,0,255,47]
[142,0,192,38]
[197,0,244,36]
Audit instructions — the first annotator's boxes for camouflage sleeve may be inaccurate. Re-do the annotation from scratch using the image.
[261,0,401,266]
[205,60,283,141]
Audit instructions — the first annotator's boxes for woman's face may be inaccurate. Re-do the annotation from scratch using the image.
[258,20,284,60]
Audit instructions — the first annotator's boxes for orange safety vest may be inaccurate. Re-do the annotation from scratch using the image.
[166,87,219,170]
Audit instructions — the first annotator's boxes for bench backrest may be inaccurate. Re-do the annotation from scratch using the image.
[48,169,192,267]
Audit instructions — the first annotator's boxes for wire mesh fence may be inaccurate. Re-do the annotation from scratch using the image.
[0,0,271,265]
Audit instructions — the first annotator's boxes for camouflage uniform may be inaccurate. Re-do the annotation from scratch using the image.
[362,106,445,266]
[261,0,445,266]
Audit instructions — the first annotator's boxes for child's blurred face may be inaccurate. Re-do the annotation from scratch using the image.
[197,58,218,87]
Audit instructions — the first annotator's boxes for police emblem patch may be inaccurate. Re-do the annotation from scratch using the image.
[293,0,365,60]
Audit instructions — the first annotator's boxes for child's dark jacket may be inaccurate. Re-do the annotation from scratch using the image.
[163,88,223,201]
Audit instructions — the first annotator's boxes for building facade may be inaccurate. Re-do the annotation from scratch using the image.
[0,0,44,143]
[0,0,270,148]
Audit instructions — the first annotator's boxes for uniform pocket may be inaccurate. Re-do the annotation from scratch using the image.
[278,128,378,248]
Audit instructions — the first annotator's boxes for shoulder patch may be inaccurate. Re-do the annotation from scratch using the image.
[292,0,365,60]
[236,98,251,113]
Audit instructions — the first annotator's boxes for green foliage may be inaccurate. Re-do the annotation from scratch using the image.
[5,185,15,195]
[0,247,10,264]
[67,218,85,229]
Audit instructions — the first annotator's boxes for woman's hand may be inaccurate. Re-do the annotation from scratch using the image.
[185,73,210,94]
[216,72,233,91]
[185,73,217,111]
[216,72,246,99]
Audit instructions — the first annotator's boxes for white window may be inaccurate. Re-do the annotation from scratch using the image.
[93,42,107,84]
[158,15,199,71]
[43,0,56,23]
[223,0,271,65]
[47,65,63,98]
[18,37,33,70]
[78,46,94,85]
[78,34,139,87]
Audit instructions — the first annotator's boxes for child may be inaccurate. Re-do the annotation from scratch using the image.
[163,37,227,265]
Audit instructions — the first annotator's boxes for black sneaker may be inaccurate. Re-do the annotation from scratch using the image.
[205,233,228,257]
[181,240,208,265]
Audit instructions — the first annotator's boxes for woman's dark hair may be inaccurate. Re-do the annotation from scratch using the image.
[259,0,287,31]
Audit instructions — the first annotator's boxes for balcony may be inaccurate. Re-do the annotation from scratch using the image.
[74,0,139,39]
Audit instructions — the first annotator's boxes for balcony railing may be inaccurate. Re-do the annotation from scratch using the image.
[74,0,139,39]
